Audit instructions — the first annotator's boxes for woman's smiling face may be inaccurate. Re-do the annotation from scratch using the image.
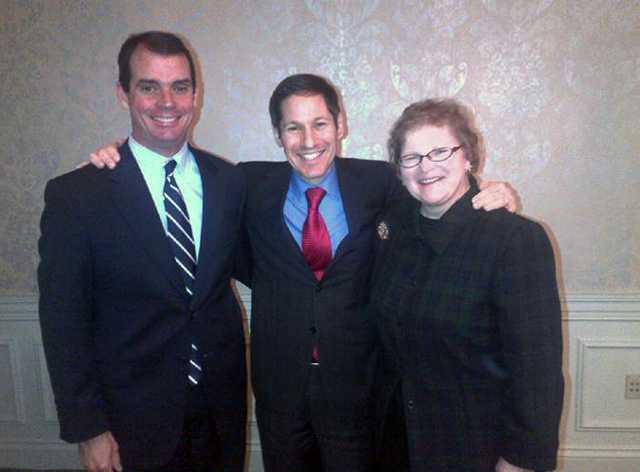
[399,124,471,219]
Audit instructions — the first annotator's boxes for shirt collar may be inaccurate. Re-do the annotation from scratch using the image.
[129,136,190,172]
[404,176,481,254]
[289,162,340,201]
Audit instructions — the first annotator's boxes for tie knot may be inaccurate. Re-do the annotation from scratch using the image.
[164,159,177,177]
[305,187,326,210]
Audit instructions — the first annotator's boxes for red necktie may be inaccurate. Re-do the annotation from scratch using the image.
[302,188,331,364]
[302,187,332,281]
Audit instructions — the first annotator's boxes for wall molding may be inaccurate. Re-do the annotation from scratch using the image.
[4,292,640,321]
[562,294,640,321]
[0,297,38,321]
[560,445,640,458]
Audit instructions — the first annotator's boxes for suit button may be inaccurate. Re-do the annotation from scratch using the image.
[310,327,317,334]
[407,400,415,410]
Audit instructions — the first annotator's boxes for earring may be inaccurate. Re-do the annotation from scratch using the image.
[464,161,472,172]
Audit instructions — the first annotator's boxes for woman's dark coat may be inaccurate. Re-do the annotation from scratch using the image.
[371,181,563,472]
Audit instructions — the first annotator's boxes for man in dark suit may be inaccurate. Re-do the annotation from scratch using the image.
[236,74,517,472]
[237,77,398,472]
[38,31,247,472]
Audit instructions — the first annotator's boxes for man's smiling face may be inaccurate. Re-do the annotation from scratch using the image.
[275,93,345,184]
[117,45,196,156]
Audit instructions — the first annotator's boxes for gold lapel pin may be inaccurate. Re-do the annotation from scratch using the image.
[377,221,389,240]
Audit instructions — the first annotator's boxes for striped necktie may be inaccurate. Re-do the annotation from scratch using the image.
[164,159,202,385]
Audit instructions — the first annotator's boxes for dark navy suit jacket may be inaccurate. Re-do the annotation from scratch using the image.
[38,142,247,470]
[237,157,400,423]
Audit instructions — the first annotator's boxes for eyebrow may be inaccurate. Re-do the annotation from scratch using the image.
[135,79,159,87]
[282,116,330,126]
[135,78,193,87]
[172,79,193,87]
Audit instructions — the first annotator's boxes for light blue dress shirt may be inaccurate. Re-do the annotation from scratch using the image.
[284,163,349,257]
[129,137,203,258]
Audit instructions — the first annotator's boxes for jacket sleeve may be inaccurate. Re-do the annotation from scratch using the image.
[231,163,253,287]
[38,178,110,443]
[383,162,405,202]
[493,220,564,471]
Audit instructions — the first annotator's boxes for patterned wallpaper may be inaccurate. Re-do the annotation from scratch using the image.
[1,0,639,296]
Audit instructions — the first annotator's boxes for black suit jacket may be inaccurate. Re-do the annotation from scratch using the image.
[371,181,563,472]
[237,157,400,422]
[38,143,247,470]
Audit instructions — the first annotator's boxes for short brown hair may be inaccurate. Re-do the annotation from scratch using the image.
[118,31,196,93]
[388,98,482,173]
[269,74,341,135]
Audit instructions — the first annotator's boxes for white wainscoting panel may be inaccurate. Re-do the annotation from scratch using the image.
[559,294,640,471]
[1,293,640,471]
[576,339,640,431]
[0,337,25,423]
[35,343,58,423]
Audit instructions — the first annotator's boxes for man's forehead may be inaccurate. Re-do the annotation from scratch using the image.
[131,50,193,83]
[281,94,332,118]
[131,47,190,73]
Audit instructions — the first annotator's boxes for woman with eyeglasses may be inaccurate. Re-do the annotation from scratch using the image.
[371,98,563,472]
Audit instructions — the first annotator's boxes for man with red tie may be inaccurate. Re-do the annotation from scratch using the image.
[236,76,392,472]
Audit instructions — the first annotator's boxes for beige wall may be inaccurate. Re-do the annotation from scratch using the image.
[1,1,639,470]
[1,0,639,297]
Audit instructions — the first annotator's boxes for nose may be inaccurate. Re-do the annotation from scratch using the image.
[159,87,175,108]
[302,127,316,149]
[419,155,432,170]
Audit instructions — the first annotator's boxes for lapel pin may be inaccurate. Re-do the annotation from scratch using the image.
[377,221,389,240]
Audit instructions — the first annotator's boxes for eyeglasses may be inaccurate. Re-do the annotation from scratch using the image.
[398,145,464,168]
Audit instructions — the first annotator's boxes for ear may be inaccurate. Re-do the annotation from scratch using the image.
[116,83,130,110]
[272,127,283,148]
[336,112,347,140]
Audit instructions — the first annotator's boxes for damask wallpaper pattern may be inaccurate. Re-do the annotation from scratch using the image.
[1,0,639,296]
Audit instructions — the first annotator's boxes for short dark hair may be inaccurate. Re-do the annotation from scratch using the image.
[118,31,196,93]
[269,74,341,134]
[388,98,482,173]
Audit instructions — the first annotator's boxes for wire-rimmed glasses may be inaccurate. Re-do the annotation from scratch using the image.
[398,145,464,168]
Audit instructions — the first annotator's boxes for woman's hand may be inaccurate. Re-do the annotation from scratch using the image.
[87,140,124,169]
[473,181,520,213]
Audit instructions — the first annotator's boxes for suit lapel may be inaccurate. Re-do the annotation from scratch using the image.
[257,163,310,269]
[190,147,223,308]
[256,160,368,280]
[333,158,366,262]
[109,143,186,297]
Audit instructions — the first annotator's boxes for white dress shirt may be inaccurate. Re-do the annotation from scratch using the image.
[129,137,203,258]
